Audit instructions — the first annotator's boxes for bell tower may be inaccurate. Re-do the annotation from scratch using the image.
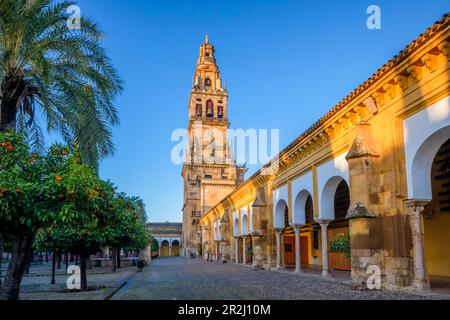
[181,36,247,258]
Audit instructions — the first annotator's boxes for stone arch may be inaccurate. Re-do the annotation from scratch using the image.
[320,176,348,220]
[410,125,450,199]
[403,97,450,199]
[234,216,240,237]
[293,190,313,225]
[242,215,249,236]
[161,240,169,246]
[172,240,180,246]
[274,199,288,229]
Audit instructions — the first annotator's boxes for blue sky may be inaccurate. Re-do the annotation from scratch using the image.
[65,0,450,223]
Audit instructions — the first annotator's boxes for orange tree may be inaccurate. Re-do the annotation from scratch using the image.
[37,165,114,291]
[105,192,150,272]
[0,132,71,300]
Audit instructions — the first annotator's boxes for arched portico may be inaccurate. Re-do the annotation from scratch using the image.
[403,97,450,290]
[318,172,351,277]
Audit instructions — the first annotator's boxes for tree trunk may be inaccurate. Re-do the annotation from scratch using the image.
[24,252,32,275]
[45,252,48,263]
[57,250,61,270]
[111,247,117,273]
[65,252,69,272]
[0,233,34,300]
[86,255,92,270]
[117,247,121,269]
[51,250,56,285]
[80,253,88,291]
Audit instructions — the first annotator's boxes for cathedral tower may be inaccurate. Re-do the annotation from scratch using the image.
[182,36,247,257]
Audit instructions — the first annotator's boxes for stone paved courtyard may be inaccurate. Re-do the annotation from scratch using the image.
[112,257,448,300]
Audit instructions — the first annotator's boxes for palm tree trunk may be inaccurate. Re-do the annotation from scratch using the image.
[0,99,17,132]
[0,233,34,300]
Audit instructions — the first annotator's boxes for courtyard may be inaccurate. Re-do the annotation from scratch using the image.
[112,257,448,300]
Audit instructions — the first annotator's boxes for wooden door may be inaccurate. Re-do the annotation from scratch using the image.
[328,226,351,271]
[300,236,309,265]
[160,246,169,257]
[284,236,295,267]
[172,246,180,256]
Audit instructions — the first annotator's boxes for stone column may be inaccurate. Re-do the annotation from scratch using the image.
[293,226,303,273]
[320,221,331,278]
[405,199,430,290]
[251,234,265,270]
[169,245,172,257]
[275,229,283,270]
[234,237,239,264]
[242,237,247,265]
[158,244,161,257]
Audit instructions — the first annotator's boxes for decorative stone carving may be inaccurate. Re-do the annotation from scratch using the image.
[346,203,376,220]
[423,53,438,72]
[369,94,383,111]
[395,74,410,91]
[406,65,423,82]
[346,121,380,160]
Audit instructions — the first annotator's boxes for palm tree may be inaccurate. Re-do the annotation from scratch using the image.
[0,0,123,166]
[0,0,122,299]
[130,196,147,222]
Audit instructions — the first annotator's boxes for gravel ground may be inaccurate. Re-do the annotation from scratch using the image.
[1,262,136,300]
[113,257,449,300]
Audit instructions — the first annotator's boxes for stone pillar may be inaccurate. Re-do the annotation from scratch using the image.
[139,245,151,266]
[158,244,161,257]
[405,199,430,290]
[251,234,265,270]
[275,229,283,270]
[320,221,331,278]
[242,237,247,265]
[169,245,172,257]
[293,226,303,273]
[234,237,239,264]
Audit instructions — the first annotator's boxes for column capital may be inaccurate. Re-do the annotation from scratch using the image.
[292,224,304,230]
[404,199,431,214]
[274,228,284,234]
[317,219,332,227]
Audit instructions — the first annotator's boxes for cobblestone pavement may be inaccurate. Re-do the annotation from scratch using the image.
[0,263,136,300]
[113,257,448,300]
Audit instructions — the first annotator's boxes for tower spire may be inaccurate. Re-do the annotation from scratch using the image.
[205,33,209,44]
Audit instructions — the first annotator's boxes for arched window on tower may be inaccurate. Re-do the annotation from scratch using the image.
[218,106,224,119]
[206,100,214,118]
[196,104,202,117]
[205,78,212,89]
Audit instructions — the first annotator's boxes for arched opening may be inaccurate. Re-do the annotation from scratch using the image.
[204,77,212,89]
[195,104,202,117]
[274,199,288,229]
[293,191,315,267]
[242,215,249,236]
[423,138,450,289]
[172,240,180,256]
[328,179,351,271]
[161,240,170,257]
[234,218,240,237]
[206,100,214,118]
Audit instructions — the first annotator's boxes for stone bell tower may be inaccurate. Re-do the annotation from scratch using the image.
[182,35,247,258]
